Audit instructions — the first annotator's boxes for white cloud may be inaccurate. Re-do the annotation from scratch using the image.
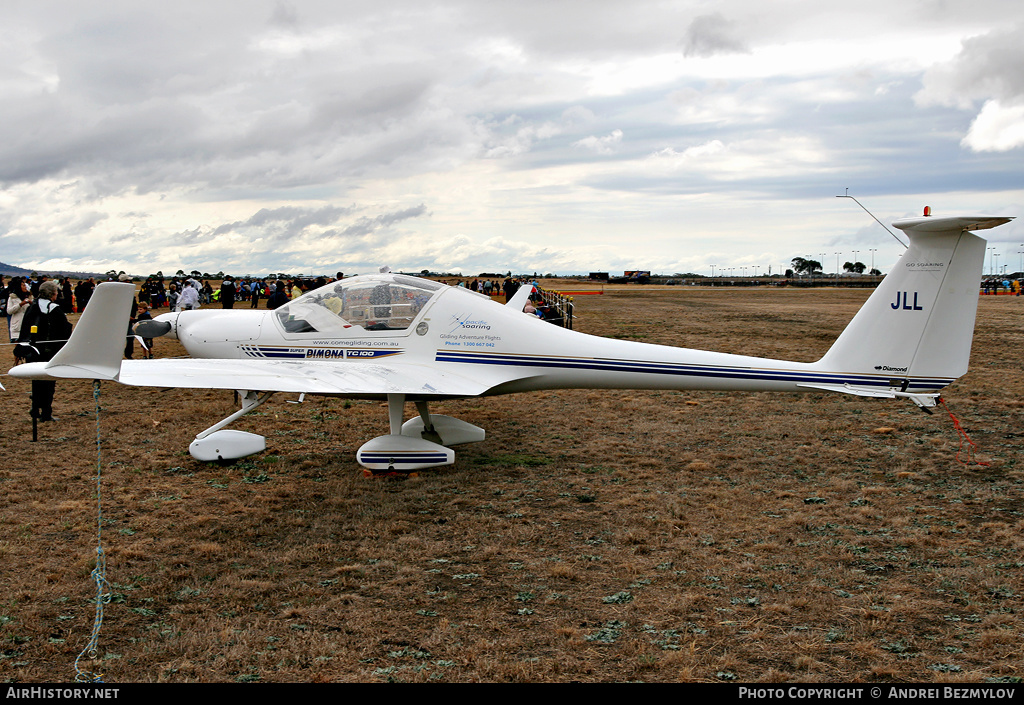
[961,100,1024,152]
[646,136,828,180]
[651,140,726,162]
[917,24,1024,151]
[572,129,623,155]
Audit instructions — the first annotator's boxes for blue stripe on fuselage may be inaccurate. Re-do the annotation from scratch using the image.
[433,350,951,392]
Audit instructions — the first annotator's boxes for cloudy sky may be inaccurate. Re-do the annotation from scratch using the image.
[2,1,1023,277]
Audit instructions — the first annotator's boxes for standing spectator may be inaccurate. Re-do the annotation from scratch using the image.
[123,281,139,358]
[177,281,200,311]
[7,277,32,351]
[0,276,7,329]
[135,302,154,358]
[78,278,95,310]
[503,276,518,302]
[267,281,289,310]
[166,283,179,312]
[221,277,236,309]
[250,279,263,308]
[59,277,74,312]
[16,280,71,422]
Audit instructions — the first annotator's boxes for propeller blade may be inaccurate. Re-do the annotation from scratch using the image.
[134,319,172,338]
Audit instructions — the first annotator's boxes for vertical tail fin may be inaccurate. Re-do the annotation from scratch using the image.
[816,214,1012,393]
[44,282,136,380]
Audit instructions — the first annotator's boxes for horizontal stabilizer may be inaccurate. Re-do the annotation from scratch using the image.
[893,215,1013,233]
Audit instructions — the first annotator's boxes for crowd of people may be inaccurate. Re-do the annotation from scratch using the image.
[981,277,1022,295]
[137,274,309,312]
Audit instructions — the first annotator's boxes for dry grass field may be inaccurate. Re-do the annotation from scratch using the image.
[1,285,1022,683]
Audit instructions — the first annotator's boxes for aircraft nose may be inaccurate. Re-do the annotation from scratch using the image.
[176,310,265,347]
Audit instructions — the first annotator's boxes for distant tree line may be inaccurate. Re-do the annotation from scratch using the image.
[790,257,881,277]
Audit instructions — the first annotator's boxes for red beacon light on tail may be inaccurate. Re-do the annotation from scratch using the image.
[923,206,932,216]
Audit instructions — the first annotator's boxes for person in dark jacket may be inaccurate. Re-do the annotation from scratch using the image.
[220,277,236,309]
[16,280,72,422]
[266,281,290,310]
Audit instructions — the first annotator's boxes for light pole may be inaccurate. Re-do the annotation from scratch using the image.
[869,248,876,274]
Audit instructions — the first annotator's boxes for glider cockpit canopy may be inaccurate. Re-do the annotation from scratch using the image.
[275,274,445,335]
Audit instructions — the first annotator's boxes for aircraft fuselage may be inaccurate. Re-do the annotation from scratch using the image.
[156,282,946,401]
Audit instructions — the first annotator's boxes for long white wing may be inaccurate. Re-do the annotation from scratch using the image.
[118,358,506,397]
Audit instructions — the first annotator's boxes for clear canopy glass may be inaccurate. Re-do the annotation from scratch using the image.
[275,274,444,335]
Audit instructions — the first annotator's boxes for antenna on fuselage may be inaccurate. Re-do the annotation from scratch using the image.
[836,190,907,248]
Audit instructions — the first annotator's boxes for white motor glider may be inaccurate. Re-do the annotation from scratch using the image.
[7,210,1012,472]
